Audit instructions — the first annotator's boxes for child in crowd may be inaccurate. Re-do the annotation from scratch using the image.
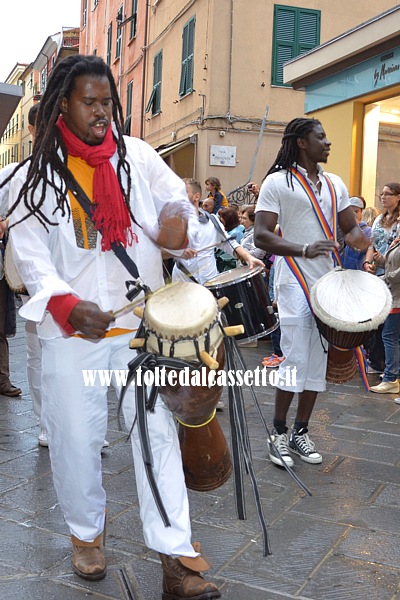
[205,177,228,213]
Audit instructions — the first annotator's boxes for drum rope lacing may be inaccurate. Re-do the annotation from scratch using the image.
[118,316,312,557]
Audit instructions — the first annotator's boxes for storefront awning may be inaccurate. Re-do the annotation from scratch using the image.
[0,82,22,138]
[157,136,196,158]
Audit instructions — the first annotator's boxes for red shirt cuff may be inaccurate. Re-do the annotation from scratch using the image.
[47,294,81,335]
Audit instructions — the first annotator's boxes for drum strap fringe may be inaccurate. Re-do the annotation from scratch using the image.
[118,352,198,528]
[223,335,312,558]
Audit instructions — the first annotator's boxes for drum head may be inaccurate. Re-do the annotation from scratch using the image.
[311,268,392,333]
[144,282,223,359]
[205,265,264,289]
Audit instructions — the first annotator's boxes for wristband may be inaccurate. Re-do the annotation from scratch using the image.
[302,243,309,258]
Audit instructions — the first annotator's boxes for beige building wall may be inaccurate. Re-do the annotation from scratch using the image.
[142,0,397,199]
[82,0,148,138]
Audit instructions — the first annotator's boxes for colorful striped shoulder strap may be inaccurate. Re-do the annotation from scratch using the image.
[290,167,341,266]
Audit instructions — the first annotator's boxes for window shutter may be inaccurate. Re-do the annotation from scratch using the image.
[179,17,195,96]
[272,5,320,86]
[154,51,162,114]
[145,88,155,114]
[298,10,320,54]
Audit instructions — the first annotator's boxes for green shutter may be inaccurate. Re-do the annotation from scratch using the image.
[154,51,162,114]
[179,17,195,97]
[298,10,320,54]
[146,51,162,115]
[272,5,320,86]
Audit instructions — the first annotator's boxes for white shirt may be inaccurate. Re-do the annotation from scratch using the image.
[256,164,350,288]
[172,211,239,285]
[8,136,192,339]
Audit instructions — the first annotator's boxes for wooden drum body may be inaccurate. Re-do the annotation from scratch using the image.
[143,282,232,491]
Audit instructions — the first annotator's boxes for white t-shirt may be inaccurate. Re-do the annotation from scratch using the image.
[256,164,350,289]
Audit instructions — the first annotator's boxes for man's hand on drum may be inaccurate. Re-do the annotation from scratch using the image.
[68,300,115,339]
[305,240,339,259]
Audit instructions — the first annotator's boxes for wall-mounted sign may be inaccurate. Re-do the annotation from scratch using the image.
[305,45,400,112]
[210,145,236,167]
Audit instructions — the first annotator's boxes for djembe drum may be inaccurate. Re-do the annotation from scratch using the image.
[133,281,233,491]
[4,239,27,294]
[310,268,392,383]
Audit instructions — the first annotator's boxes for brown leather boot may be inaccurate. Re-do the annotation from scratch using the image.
[71,533,106,581]
[159,543,221,600]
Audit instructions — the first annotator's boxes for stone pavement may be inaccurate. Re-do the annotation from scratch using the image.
[0,316,399,600]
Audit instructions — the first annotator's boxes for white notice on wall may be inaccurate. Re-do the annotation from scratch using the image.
[209,145,236,167]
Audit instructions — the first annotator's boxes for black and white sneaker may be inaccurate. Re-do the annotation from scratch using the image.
[268,430,294,468]
[289,428,322,464]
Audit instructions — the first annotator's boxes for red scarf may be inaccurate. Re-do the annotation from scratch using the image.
[56,115,133,251]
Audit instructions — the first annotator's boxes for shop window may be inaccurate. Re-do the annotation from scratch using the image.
[272,5,320,87]
[179,17,195,97]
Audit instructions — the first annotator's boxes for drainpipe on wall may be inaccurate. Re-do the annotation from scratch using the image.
[140,1,150,140]
[227,0,234,120]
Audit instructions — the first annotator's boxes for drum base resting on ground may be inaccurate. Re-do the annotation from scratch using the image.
[141,281,232,491]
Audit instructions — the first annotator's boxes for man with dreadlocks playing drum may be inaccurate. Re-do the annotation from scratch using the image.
[5,54,221,599]
[254,118,369,468]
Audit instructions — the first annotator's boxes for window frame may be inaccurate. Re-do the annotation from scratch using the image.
[125,80,133,134]
[145,50,163,116]
[130,0,138,40]
[116,6,123,58]
[107,23,113,65]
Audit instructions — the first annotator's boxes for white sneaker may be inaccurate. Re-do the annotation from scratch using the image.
[395,398,400,405]
[268,431,294,468]
[370,380,400,394]
[38,429,49,447]
[102,439,110,449]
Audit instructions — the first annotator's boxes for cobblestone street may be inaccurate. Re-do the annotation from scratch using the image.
[0,316,399,599]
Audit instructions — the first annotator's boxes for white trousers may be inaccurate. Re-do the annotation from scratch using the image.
[41,333,195,557]
[25,320,43,423]
[276,283,327,393]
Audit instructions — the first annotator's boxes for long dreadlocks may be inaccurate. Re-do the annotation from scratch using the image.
[6,54,137,229]
[266,117,322,190]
